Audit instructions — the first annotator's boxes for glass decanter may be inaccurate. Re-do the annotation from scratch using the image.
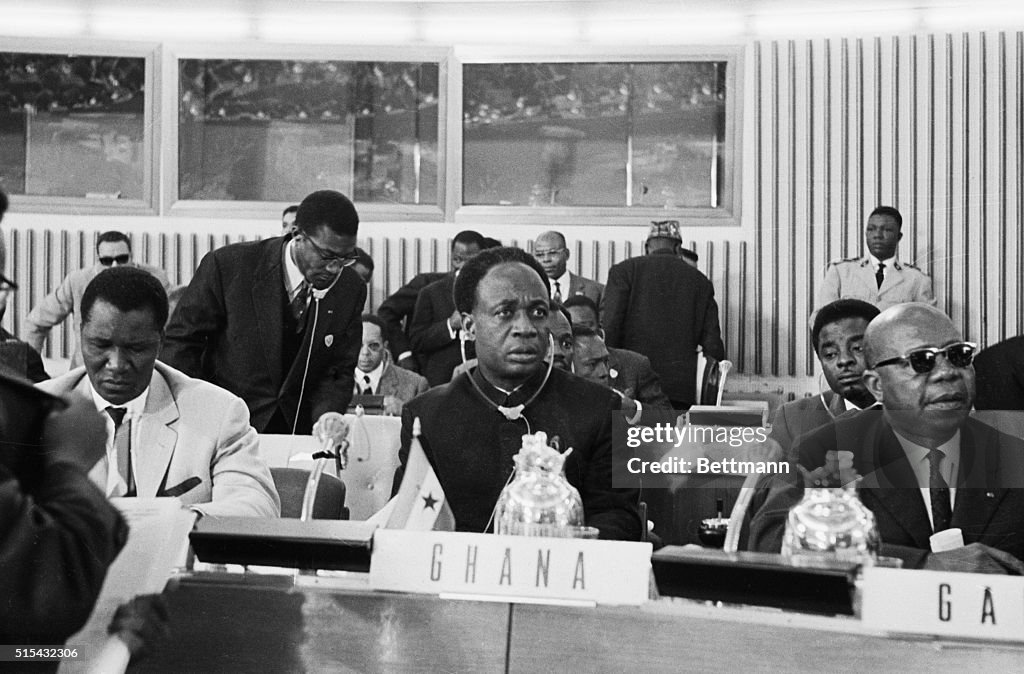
[782,451,880,564]
[494,432,584,537]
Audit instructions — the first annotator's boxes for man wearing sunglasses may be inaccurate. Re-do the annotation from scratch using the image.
[24,231,171,369]
[163,190,365,435]
[750,303,1024,573]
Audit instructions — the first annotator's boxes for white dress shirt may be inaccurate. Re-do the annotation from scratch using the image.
[88,379,149,498]
[354,361,385,395]
[892,429,960,530]
[549,269,571,301]
[283,238,308,303]
[867,252,895,283]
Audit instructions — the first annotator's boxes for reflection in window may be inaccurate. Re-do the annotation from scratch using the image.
[178,60,439,204]
[463,62,726,209]
[0,53,145,199]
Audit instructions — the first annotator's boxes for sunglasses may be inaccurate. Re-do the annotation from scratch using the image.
[99,254,130,266]
[872,341,977,374]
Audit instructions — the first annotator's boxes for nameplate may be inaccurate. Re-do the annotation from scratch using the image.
[370,530,652,606]
[862,568,1024,642]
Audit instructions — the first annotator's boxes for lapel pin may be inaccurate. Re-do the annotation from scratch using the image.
[325,335,334,347]
[986,491,996,498]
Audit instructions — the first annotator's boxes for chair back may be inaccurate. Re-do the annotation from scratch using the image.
[695,350,733,407]
[271,467,348,520]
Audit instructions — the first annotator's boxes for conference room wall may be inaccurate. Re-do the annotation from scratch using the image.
[3,31,1021,401]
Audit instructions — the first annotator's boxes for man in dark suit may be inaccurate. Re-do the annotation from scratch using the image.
[563,295,670,411]
[394,247,641,540]
[162,190,366,434]
[769,299,880,459]
[603,220,725,409]
[377,230,484,371]
[407,232,489,386]
[974,335,1024,411]
[533,231,603,308]
[571,323,671,416]
[750,304,1024,573]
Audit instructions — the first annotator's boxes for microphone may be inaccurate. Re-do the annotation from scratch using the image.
[312,411,350,469]
[301,412,350,521]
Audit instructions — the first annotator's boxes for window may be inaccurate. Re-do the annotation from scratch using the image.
[0,52,146,201]
[178,59,439,205]
[459,54,740,226]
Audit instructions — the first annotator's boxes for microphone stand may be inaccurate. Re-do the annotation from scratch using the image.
[301,412,350,522]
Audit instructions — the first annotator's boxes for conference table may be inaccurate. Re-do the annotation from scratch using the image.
[63,570,1024,673]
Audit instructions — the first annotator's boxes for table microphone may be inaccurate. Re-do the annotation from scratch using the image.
[301,412,350,521]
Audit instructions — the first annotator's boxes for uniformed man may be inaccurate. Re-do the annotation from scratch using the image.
[816,206,935,314]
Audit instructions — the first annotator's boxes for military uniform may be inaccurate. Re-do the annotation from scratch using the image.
[816,255,935,313]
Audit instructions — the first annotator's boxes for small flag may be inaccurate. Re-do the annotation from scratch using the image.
[372,417,455,531]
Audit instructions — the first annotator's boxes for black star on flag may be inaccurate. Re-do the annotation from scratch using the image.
[422,492,439,511]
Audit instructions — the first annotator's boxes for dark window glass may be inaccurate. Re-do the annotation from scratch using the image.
[178,59,439,204]
[0,53,146,199]
[463,61,726,208]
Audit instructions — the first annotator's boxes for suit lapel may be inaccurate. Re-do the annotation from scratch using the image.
[378,364,396,396]
[826,391,846,417]
[252,239,287,390]
[134,370,179,497]
[67,375,111,487]
[951,420,1005,533]
[858,417,933,548]
[878,260,907,297]
[567,273,580,297]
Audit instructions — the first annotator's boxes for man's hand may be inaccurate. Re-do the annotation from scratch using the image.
[42,393,106,473]
[924,542,1024,575]
[382,395,403,417]
[612,388,640,421]
[108,594,170,659]
[447,309,463,331]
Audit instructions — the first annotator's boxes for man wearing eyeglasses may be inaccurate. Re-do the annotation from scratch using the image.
[532,231,603,309]
[24,231,171,369]
[162,190,366,435]
[0,195,48,382]
[750,303,1024,573]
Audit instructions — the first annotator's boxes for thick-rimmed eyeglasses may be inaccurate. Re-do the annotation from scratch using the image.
[872,342,977,374]
[0,272,17,292]
[304,236,359,271]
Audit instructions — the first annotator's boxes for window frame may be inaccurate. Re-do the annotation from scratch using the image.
[162,43,451,222]
[1,37,160,215]
[449,44,744,227]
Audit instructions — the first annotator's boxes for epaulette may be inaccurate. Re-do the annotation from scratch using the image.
[898,260,923,272]
[826,256,861,267]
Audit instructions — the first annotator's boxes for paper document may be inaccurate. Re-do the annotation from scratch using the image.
[61,498,196,673]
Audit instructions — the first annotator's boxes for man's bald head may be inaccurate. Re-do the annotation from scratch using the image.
[864,303,956,368]
[863,303,975,447]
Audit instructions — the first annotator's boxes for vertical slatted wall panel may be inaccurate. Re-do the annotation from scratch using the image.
[751,30,1024,379]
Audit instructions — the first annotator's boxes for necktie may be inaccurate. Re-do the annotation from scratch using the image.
[875,262,885,289]
[290,281,310,330]
[106,406,135,497]
[362,374,373,395]
[928,449,953,533]
[553,280,562,303]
